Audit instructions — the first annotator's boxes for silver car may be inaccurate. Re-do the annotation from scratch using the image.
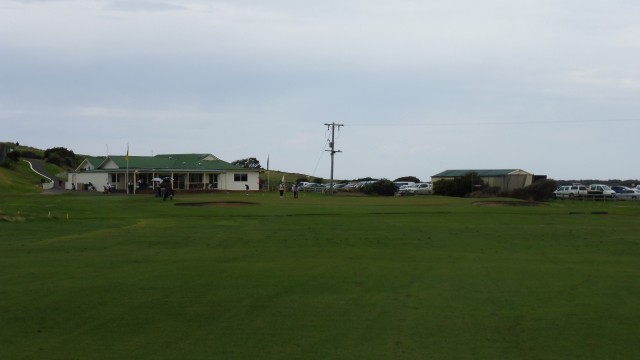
[408,182,433,195]
[615,189,640,200]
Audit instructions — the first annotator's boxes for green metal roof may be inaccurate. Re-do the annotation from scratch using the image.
[85,157,107,167]
[432,169,525,177]
[78,153,253,172]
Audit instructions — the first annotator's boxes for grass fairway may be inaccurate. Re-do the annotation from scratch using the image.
[1,192,639,359]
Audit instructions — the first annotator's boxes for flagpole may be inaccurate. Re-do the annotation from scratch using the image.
[126,144,129,195]
[267,154,270,192]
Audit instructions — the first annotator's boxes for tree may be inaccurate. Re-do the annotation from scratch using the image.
[353,177,377,182]
[394,176,420,183]
[361,179,397,196]
[231,157,262,168]
[511,179,558,202]
[44,147,78,168]
[6,150,20,162]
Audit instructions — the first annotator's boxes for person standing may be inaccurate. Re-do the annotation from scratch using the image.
[292,183,298,199]
[279,183,285,198]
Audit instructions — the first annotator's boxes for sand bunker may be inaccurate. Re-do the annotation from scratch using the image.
[175,201,258,207]
[473,201,543,207]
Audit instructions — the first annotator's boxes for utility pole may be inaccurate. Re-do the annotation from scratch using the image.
[325,122,343,195]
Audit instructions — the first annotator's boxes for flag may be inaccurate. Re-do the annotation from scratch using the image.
[282,175,285,184]
[266,154,269,171]
[125,144,129,161]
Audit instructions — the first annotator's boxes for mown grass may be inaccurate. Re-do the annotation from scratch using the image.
[1,192,639,359]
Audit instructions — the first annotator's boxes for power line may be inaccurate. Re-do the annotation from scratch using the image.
[310,137,330,179]
[346,118,640,127]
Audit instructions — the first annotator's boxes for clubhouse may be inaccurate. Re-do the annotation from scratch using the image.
[67,153,260,192]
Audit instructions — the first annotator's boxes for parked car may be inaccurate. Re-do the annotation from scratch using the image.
[553,184,588,199]
[615,188,640,200]
[393,181,415,190]
[405,182,433,195]
[553,186,570,199]
[300,183,325,192]
[587,184,616,198]
[342,183,359,190]
[611,186,631,194]
[332,183,347,190]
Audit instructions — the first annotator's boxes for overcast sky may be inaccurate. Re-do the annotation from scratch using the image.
[2,0,640,181]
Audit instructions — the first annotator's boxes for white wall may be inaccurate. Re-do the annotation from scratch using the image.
[219,172,260,191]
[67,172,109,191]
[67,170,260,191]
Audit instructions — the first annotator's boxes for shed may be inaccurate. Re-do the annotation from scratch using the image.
[431,169,534,192]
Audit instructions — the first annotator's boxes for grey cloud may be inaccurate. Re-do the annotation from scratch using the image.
[102,0,188,12]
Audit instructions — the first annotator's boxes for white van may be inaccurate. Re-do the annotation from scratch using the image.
[587,184,616,198]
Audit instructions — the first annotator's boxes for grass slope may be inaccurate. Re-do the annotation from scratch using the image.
[1,193,639,359]
[0,161,46,195]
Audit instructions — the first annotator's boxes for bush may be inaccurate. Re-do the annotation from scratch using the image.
[6,150,21,162]
[20,151,42,159]
[1,161,16,170]
[361,179,396,196]
[394,176,420,183]
[433,172,487,197]
[44,147,79,168]
[469,186,501,198]
[510,179,558,202]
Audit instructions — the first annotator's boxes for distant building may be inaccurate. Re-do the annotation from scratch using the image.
[0,142,15,163]
[67,153,259,192]
[431,169,534,192]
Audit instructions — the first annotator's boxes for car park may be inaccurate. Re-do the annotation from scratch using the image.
[394,182,415,190]
[611,186,630,194]
[342,183,359,190]
[300,183,325,192]
[397,182,432,195]
[553,184,588,199]
[407,182,433,195]
[586,184,616,198]
[332,183,347,190]
[615,188,640,200]
[553,186,571,199]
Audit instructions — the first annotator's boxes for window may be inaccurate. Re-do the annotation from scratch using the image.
[234,174,248,182]
[189,173,203,183]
